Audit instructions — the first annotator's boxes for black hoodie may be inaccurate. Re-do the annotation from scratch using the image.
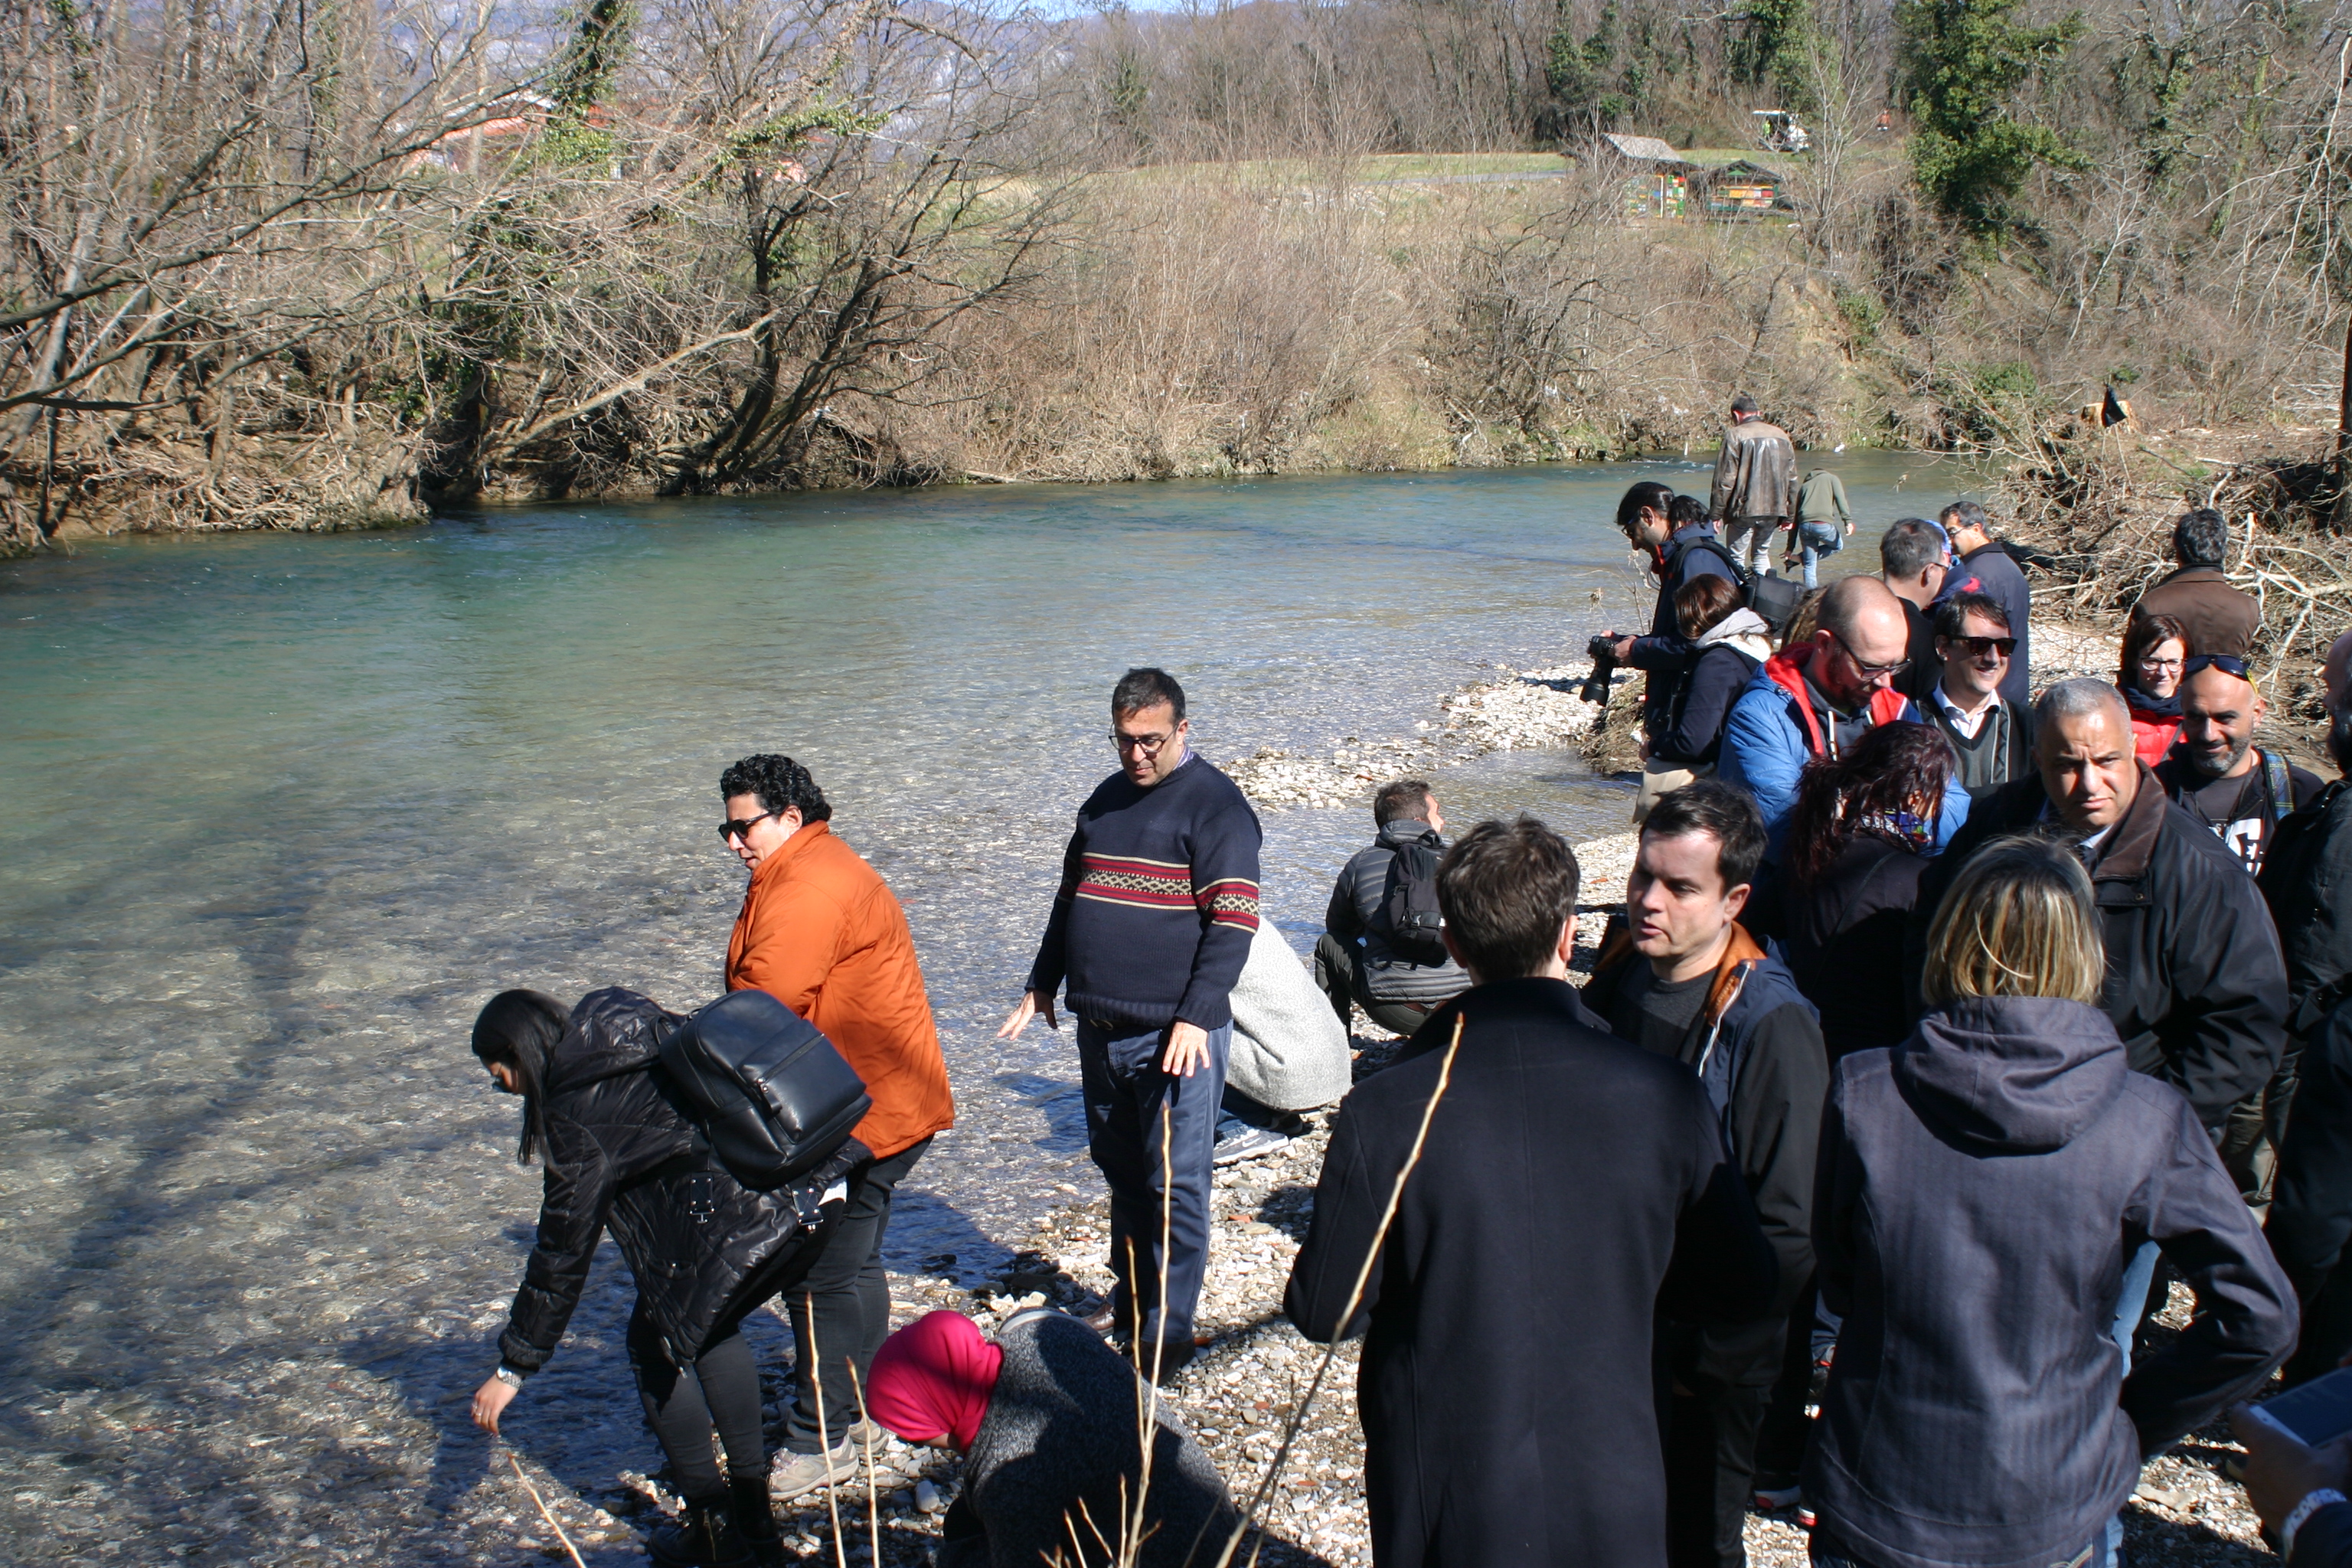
[1806,997,2295,1568]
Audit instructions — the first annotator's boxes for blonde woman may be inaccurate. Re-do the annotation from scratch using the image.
[1802,835,2295,1568]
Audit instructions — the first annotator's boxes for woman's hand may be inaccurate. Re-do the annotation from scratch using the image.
[472,1375,519,1436]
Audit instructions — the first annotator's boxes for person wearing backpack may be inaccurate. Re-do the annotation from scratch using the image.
[468,988,864,1568]
[719,753,956,1496]
[1315,780,1469,1037]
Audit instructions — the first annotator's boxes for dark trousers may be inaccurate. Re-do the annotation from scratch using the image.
[1664,1378,1772,1568]
[1752,1276,1821,1485]
[780,1137,929,1453]
[1312,930,1436,1039]
[629,1301,766,1498]
[1078,1016,1230,1366]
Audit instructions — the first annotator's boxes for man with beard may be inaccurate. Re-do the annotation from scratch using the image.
[2156,654,2324,877]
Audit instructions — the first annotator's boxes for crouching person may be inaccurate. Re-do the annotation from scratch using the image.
[1807,838,2295,1568]
[1285,815,1778,1566]
[865,1309,1240,1568]
[467,988,864,1568]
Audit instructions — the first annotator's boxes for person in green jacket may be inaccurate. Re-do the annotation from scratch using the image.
[1786,469,1854,588]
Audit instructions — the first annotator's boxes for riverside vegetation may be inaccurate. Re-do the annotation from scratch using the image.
[2,0,2349,557]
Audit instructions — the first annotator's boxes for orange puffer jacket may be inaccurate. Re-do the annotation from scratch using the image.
[725,822,955,1160]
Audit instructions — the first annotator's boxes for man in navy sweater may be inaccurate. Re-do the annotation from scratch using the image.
[1000,667,1263,1377]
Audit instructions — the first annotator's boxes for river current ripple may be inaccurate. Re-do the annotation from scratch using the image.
[0,456,1958,1563]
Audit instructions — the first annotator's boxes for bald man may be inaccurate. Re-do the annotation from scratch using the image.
[1910,678,2286,1133]
[1718,573,1971,858]
[2155,656,2323,877]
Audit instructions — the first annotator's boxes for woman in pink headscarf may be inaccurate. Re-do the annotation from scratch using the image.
[868,1308,1239,1567]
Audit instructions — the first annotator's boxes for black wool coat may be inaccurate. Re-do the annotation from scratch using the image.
[1905,769,2288,1131]
[1284,978,1777,1568]
[498,988,861,1371]
[2268,998,2352,1386]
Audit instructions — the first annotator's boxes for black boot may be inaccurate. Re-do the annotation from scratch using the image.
[727,1472,788,1568]
[647,1492,753,1568]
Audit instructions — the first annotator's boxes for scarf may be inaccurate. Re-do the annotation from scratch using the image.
[867,1310,1003,1449]
[2120,683,2181,720]
[1855,809,1936,854]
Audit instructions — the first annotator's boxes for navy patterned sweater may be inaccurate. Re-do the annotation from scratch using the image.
[1023,752,1263,1032]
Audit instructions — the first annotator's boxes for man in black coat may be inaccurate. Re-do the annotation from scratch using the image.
[1582,782,1828,1568]
[1286,815,1777,1568]
[1909,679,2288,1132]
[1603,489,1741,743]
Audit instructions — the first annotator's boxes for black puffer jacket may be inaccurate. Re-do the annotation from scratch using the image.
[498,988,863,1370]
[1906,768,2288,1131]
[1325,818,1469,1004]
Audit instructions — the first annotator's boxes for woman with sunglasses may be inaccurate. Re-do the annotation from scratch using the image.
[469,988,864,1568]
[2118,613,2190,766]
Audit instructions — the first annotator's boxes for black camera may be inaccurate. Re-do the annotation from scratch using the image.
[1580,634,1620,706]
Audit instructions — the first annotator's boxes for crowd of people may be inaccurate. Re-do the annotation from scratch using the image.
[455,394,2352,1568]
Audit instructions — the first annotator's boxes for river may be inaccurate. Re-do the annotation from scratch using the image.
[0,452,1969,1564]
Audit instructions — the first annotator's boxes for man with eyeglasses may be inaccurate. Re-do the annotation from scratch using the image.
[1878,518,1952,704]
[717,752,956,1495]
[2155,655,2323,877]
[1719,573,1971,861]
[1929,501,2033,706]
[1000,667,1263,1380]
[1924,591,2037,800]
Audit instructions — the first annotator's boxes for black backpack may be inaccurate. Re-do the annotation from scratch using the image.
[1664,533,1803,637]
[658,990,871,1190]
[1377,838,1451,967]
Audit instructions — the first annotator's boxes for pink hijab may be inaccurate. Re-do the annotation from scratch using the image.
[867,1311,1004,1450]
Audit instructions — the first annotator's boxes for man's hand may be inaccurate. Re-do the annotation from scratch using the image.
[1607,635,1637,662]
[1161,1021,1210,1078]
[2229,1404,2352,1535]
[472,1375,518,1436]
[997,989,1058,1040]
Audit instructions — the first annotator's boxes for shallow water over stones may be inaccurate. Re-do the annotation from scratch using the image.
[0,454,1968,1563]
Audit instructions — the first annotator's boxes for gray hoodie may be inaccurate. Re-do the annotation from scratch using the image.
[1806,997,2295,1568]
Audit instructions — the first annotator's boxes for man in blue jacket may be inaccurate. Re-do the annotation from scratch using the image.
[1717,574,1970,860]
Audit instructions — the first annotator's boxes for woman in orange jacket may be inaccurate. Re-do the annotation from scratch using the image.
[718,753,954,1496]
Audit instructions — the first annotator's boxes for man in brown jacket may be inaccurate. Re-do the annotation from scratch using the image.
[720,752,955,1494]
[1710,395,1798,576]
[2132,508,2262,657]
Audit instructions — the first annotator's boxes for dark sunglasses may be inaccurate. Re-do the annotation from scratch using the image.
[717,808,783,844]
[1829,629,1910,680]
[2183,653,2252,680]
[1944,635,2017,658]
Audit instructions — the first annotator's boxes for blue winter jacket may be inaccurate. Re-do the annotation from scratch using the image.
[1717,651,1971,861]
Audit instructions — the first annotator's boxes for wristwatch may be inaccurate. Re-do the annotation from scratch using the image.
[2283,1488,2345,1559]
[493,1365,528,1390]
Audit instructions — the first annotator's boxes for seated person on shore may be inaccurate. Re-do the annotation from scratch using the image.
[1287,813,1776,1568]
[1923,590,2037,800]
[866,1308,1239,1568]
[1220,920,1352,1163]
[2154,654,2323,878]
[1316,780,1469,1037]
[2132,508,2261,658]
[1635,575,1776,824]
[1718,573,1969,861]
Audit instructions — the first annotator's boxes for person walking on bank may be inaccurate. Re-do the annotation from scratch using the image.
[1929,501,2032,707]
[1879,518,1952,704]
[864,1308,1240,1568]
[2155,655,2324,877]
[1785,468,1853,590]
[1718,573,1969,861]
[1316,779,1468,1037]
[1638,576,1777,822]
[1286,815,1778,1568]
[1924,591,2037,800]
[718,753,956,1494]
[1778,723,1957,1060]
[1000,668,1261,1380]
[469,988,864,1568]
[1583,783,1828,1568]
[1807,838,2295,1568]
[2120,614,2191,767]
[1710,395,1798,576]
[2132,508,2262,658]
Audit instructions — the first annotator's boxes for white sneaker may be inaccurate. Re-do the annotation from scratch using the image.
[1213,1116,1292,1165]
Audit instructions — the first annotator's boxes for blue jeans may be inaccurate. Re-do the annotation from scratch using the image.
[1792,520,1842,589]
[1076,1017,1231,1365]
